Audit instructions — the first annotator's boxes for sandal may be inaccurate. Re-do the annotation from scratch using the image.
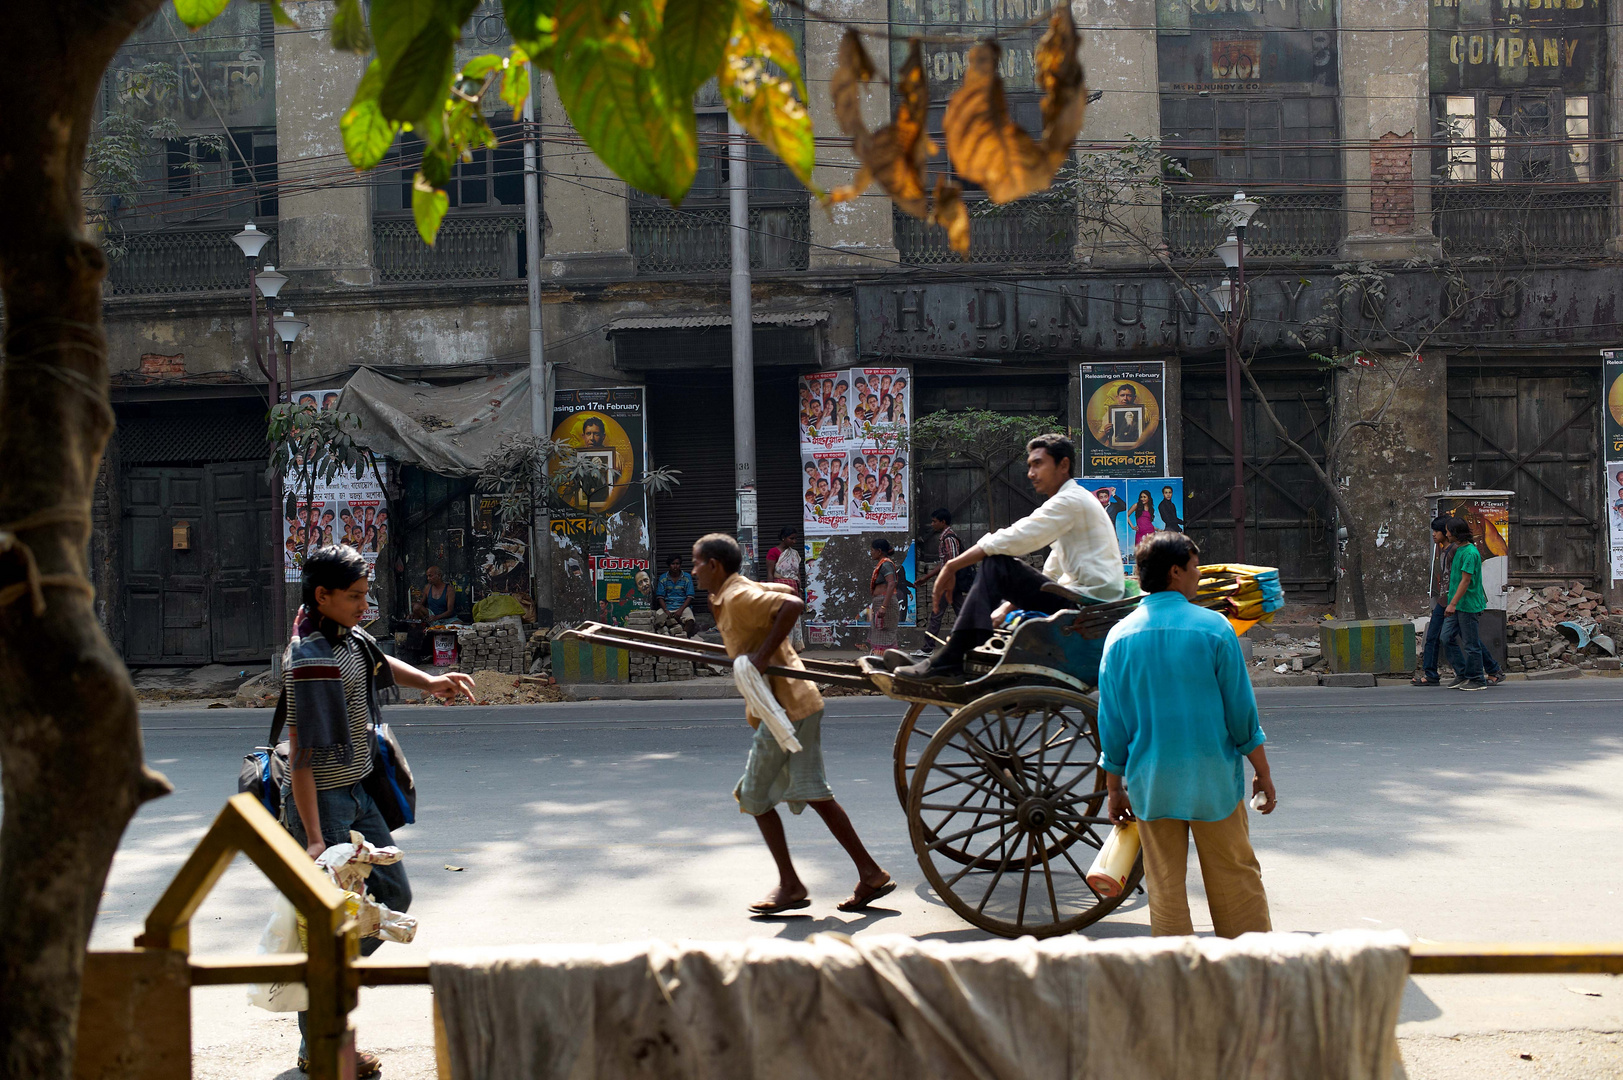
[299,1050,382,1078]
[749,889,810,915]
[1410,676,1440,686]
[837,874,897,912]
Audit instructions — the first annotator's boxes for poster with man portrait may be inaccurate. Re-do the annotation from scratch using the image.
[1606,351,1623,460]
[1077,478,1130,570]
[1609,468,1623,582]
[1080,362,1167,478]
[802,450,850,534]
[550,387,651,621]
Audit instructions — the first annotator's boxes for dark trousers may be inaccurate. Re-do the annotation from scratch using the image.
[927,585,968,635]
[1440,610,1485,681]
[1421,603,1446,680]
[283,781,411,1057]
[954,554,1069,632]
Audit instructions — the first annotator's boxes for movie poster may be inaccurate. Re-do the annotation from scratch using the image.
[798,366,911,631]
[1604,350,1623,581]
[551,387,651,622]
[1436,491,1511,606]
[590,555,651,626]
[469,493,529,602]
[281,387,388,623]
[1076,477,1185,572]
[1080,362,1167,478]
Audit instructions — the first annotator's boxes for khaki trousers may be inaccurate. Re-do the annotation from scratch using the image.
[1137,800,1272,938]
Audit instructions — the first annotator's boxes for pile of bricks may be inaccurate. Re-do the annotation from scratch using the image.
[1503,584,1622,674]
[623,609,705,683]
[454,617,526,675]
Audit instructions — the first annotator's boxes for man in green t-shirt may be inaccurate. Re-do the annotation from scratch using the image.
[1440,518,1491,690]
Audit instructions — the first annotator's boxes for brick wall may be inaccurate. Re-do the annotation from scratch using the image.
[1370,133,1415,234]
[139,352,185,376]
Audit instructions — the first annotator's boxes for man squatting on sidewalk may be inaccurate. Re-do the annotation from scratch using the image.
[898,433,1122,682]
[689,533,896,915]
[1098,531,1278,937]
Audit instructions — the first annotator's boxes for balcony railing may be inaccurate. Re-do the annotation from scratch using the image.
[895,197,1076,266]
[630,202,810,274]
[373,212,526,283]
[1434,185,1613,260]
[1164,189,1344,261]
[105,224,278,297]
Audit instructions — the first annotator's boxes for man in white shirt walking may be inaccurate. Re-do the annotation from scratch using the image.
[896,433,1122,682]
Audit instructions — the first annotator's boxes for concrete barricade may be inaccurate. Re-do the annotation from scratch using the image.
[1319,619,1415,674]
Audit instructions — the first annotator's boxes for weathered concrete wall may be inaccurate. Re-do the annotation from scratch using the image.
[538,74,634,279]
[277,2,374,285]
[1340,0,1437,259]
[1075,0,1161,265]
[805,0,898,270]
[1334,353,1450,618]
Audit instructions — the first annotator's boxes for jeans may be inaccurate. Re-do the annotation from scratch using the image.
[1421,603,1446,680]
[283,781,411,1058]
[1441,610,1485,681]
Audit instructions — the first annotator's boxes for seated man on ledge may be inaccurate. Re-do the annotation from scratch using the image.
[896,432,1123,683]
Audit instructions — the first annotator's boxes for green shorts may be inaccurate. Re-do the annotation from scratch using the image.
[733,709,832,816]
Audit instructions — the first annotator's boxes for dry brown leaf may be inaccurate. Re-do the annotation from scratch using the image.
[829,33,935,218]
[929,178,970,257]
[943,8,1087,204]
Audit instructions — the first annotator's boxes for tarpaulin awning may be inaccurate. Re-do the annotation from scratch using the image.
[337,366,532,477]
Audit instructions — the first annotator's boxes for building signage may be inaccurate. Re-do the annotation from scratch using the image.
[1430,0,1602,92]
[1157,0,1337,91]
[1080,362,1168,478]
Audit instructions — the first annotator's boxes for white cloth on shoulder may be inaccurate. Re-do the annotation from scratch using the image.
[429,930,1410,1080]
[733,655,803,753]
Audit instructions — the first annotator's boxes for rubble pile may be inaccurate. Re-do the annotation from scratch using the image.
[1503,584,1622,673]
[454,617,526,675]
[1248,632,1326,674]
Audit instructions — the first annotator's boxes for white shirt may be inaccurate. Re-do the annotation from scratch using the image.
[977,480,1124,602]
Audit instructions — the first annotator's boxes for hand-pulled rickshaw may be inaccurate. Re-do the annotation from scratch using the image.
[562,566,1267,940]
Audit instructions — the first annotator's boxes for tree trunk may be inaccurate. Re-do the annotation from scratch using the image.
[1237,364,1371,619]
[0,4,172,1078]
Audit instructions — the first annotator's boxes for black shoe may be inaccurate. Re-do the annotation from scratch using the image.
[882,648,918,671]
[1446,676,1468,688]
[1456,678,1487,691]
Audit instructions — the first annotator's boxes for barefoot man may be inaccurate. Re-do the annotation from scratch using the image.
[690,532,894,914]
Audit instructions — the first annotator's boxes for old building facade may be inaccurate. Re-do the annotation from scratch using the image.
[94,0,1623,662]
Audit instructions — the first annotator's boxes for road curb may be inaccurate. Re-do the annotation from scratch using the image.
[558,677,742,701]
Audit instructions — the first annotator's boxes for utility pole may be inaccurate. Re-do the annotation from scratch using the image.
[728,114,758,576]
[523,91,553,615]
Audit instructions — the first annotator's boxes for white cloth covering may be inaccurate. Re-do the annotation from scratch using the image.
[430,930,1409,1080]
[976,481,1124,602]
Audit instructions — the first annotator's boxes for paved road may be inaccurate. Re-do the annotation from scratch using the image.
[101,682,1623,1078]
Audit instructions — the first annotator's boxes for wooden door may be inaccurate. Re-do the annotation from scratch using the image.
[1447,369,1600,583]
[207,461,275,661]
[125,468,211,664]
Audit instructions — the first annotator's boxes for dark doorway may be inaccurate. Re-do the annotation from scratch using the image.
[1447,364,1600,584]
[1182,360,1335,603]
[125,462,275,664]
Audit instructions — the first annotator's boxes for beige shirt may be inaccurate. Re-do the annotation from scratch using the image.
[978,480,1125,602]
[708,573,824,726]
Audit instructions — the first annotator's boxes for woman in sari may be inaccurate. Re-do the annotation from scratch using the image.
[867,538,900,655]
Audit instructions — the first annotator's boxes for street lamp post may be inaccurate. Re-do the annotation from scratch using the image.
[232,222,290,652]
[1213,191,1259,560]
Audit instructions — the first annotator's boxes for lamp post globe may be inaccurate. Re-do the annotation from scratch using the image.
[231,221,272,260]
[274,310,308,349]
[256,265,288,300]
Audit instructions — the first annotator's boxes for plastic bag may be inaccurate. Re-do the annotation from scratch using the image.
[247,894,308,1012]
[732,655,803,753]
[472,593,526,622]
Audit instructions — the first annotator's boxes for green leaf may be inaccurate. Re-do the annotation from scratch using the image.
[720,61,816,193]
[726,0,805,101]
[262,0,297,26]
[371,0,441,66]
[461,53,505,81]
[174,0,231,28]
[504,0,558,65]
[554,0,696,204]
[499,50,532,119]
[331,0,372,52]
[658,0,735,100]
[421,142,454,187]
[341,61,401,170]
[380,23,455,122]
[413,173,450,243]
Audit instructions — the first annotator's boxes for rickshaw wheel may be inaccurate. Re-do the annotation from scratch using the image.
[907,686,1142,939]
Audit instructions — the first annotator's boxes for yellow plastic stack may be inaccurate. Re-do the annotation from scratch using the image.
[1195,563,1285,636]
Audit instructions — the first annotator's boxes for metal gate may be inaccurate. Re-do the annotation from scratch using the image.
[1181,364,1335,603]
[1446,366,1599,584]
[124,462,275,664]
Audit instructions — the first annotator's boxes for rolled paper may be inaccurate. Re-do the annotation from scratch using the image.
[1085,821,1141,899]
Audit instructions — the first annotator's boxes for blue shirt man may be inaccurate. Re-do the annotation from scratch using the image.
[1097,530,1277,938]
[654,557,699,635]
